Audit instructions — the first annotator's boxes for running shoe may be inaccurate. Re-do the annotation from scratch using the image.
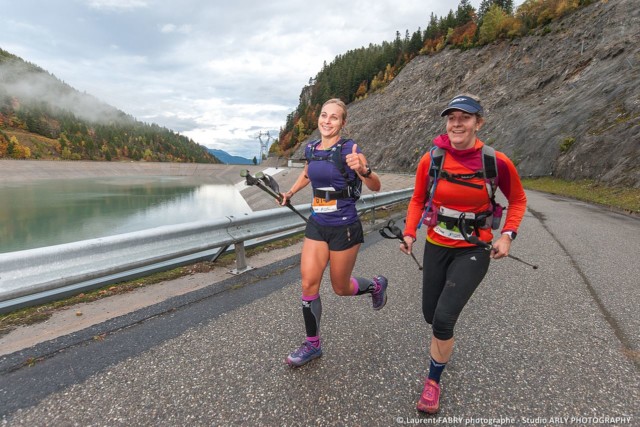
[286,341,322,367]
[416,378,440,414]
[371,275,388,310]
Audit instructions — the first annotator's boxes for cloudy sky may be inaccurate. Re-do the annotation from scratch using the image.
[2,0,509,159]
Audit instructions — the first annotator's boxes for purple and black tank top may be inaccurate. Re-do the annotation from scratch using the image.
[305,139,361,227]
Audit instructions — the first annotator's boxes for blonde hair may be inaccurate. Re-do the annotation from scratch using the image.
[322,98,347,122]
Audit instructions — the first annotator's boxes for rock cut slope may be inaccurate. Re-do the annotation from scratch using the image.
[297,0,640,187]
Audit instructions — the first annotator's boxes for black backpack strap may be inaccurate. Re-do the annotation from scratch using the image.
[481,145,497,179]
[427,146,445,196]
[332,139,348,179]
[305,140,322,162]
[480,145,498,201]
[429,146,445,179]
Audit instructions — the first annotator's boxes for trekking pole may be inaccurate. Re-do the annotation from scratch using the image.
[379,219,423,270]
[240,170,308,223]
[458,213,538,270]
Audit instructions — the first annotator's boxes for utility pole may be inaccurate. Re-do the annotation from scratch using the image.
[255,131,273,165]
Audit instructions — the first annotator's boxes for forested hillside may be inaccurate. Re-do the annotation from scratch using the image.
[0,49,218,163]
[278,0,639,188]
[275,0,598,155]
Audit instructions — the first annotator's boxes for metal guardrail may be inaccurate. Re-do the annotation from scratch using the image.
[0,189,413,313]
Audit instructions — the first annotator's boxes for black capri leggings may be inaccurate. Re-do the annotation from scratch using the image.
[422,241,491,340]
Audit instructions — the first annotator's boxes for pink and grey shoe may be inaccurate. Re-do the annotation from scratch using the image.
[286,341,322,367]
[416,378,440,414]
[371,275,388,310]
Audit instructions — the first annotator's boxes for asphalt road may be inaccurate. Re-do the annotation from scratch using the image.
[1,190,638,426]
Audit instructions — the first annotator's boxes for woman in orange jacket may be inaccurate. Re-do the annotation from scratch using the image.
[402,94,527,414]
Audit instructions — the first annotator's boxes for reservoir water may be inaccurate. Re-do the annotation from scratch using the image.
[0,176,252,254]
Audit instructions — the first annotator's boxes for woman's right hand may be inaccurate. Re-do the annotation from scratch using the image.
[400,236,414,255]
[279,191,292,206]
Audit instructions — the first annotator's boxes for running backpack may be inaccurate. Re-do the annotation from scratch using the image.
[428,145,498,200]
[305,139,362,200]
[420,145,500,229]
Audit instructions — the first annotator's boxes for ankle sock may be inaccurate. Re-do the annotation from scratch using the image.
[427,357,447,383]
[306,336,321,348]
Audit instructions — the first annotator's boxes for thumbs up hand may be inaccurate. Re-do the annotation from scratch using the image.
[346,143,364,174]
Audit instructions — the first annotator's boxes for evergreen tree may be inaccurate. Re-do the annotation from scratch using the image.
[424,13,439,40]
[495,0,514,15]
[456,0,475,25]
[408,29,424,57]
[478,0,493,22]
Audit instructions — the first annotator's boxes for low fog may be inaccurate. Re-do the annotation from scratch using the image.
[0,58,130,125]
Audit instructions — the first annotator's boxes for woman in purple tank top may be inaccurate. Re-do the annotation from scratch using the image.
[279,98,389,367]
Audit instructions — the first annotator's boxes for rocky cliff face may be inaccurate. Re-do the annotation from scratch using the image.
[296,0,640,187]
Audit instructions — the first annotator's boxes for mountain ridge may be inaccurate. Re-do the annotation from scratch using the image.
[207,148,253,165]
[294,0,639,188]
[0,48,218,164]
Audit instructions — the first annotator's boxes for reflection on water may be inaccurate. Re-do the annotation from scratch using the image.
[0,176,252,253]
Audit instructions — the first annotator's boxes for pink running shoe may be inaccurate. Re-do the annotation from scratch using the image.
[416,378,440,414]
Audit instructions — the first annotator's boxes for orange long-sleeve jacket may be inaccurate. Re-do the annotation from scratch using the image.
[403,134,527,247]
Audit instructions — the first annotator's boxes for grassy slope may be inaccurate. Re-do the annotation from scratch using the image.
[522,177,640,215]
[3,128,61,159]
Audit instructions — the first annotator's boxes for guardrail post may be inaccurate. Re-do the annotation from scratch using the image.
[230,241,253,275]
[371,194,376,224]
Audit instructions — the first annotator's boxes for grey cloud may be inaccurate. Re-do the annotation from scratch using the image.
[0,60,127,124]
[3,0,497,156]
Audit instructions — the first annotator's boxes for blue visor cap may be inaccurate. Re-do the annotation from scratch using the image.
[440,96,484,116]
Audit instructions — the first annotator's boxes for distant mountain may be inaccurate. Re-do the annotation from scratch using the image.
[207,148,253,165]
[0,48,218,163]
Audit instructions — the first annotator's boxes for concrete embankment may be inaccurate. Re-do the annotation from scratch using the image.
[0,159,258,184]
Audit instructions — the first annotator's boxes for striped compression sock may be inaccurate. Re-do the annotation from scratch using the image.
[302,294,322,348]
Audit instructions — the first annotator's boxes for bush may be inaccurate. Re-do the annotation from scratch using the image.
[559,136,575,153]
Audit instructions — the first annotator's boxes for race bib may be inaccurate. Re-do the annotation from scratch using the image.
[433,224,466,240]
[312,187,338,213]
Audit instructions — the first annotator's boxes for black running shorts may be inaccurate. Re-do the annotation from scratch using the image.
[305,217,364,251]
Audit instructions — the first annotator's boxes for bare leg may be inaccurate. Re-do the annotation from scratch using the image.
[431,336,454,363]
[300,238,330,296]
[327,244,360,295]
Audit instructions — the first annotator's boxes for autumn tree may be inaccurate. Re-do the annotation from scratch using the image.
[517,0,580,29]
[355,81,368,99]
[449,21,478,48]
[479,4,509,44]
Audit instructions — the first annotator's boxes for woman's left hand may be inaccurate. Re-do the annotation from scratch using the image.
[490,234,512,259]
[346,144,366,175]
